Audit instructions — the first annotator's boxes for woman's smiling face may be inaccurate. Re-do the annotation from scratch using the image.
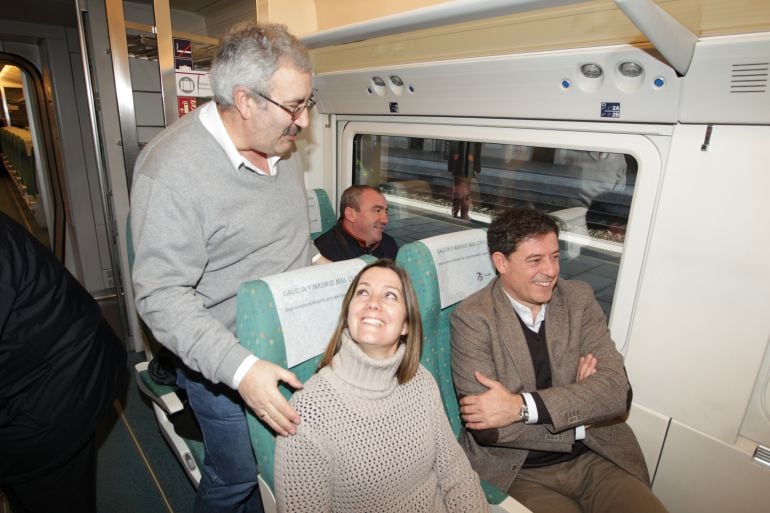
[346,266,409,359]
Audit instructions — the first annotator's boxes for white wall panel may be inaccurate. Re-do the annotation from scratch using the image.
[626,403,671,480]
[625,124,770,444]
[654,421,770,513]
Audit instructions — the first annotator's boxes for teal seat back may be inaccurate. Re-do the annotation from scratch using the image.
[236,256,375,492]
[126,211,205,484]
[398,231,517,506]
[397,229,494,436]
[307,188,336,240]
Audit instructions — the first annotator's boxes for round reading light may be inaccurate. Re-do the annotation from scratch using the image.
[580,63,603,79]
[370,76,386,97]
[387,75,405,96]
[618,61,644,78]
[614,60,645,92]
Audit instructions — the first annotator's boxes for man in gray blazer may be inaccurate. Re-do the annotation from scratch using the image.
[451,208,667,513]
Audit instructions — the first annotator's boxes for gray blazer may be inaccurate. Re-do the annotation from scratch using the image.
[450,277,650,492]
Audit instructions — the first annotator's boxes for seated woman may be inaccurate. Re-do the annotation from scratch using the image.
[275,259,487,513]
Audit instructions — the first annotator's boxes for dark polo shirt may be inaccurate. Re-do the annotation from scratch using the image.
[314,222,398,261]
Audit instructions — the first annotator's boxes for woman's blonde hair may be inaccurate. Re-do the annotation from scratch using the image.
[317,259,422,384]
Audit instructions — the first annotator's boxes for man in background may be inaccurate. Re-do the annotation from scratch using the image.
[314,184,398,261]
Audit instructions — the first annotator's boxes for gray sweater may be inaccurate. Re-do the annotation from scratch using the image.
[131,107,315,387]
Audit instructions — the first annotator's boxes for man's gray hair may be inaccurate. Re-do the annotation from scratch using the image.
[210,22,311,107]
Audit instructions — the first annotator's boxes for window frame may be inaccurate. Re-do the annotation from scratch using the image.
[337,116,671,354]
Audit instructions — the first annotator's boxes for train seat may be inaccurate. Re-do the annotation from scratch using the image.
[125,187,335,486]
[126,215,204,486]
[396,229,531,512]
[307,187,336,240]
[236,256,374,512]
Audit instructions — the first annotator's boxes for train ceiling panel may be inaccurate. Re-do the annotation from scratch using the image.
[680,32,770,124]
[313,43,681,124]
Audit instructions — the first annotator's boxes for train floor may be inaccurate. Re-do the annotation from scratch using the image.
[95,350,196,513]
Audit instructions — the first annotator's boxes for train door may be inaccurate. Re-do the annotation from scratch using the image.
[0,58,58,251]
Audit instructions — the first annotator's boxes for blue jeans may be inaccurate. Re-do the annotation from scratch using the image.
[177,368,264,513]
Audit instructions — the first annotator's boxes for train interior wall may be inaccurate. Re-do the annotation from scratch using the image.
[0,14,126,341]
[309,27,770,511]
[0,2,769,512]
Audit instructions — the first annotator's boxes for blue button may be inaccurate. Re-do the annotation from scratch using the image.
[562,80,571,89]
[654,77,665,88]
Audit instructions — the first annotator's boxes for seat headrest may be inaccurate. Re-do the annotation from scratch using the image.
[261,258,367,367]
[306,189,323,235]
[419,229,495,308]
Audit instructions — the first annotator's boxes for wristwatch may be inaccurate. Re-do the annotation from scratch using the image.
[519,401,529,423]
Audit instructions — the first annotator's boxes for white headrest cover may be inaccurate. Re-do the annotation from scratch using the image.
[306,189,323,234]
[420,229,495,309]
[262,258,367,367]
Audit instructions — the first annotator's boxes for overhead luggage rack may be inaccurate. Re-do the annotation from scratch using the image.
[124,21,218,70]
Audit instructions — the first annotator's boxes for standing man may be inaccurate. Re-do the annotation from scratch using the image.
[314,184,398,261]
[1,212,126,513]
[131,22,317,513]
[451,208,668,513]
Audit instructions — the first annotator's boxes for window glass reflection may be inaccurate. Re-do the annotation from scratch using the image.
[352,135,637,316]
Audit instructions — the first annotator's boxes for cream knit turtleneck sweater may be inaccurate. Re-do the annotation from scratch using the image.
[274,331,487,513]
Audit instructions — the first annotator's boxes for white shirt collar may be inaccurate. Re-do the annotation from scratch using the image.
[503,289,547,333]
[198,101,280,176]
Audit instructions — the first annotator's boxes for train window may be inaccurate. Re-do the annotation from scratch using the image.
[352,135,637,317]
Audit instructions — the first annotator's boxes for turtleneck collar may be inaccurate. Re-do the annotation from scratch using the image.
[329,329,405,397]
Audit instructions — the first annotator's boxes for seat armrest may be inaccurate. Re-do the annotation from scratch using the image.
[134,361,185,415]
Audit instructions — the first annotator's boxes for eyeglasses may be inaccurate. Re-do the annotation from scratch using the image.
[255,92,316,121]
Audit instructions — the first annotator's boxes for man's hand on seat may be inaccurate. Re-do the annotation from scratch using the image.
[238,360,303,436]
[459,371,523,430]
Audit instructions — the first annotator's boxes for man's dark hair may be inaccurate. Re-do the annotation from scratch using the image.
[339,185,382,221]
[487,207,560,256]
